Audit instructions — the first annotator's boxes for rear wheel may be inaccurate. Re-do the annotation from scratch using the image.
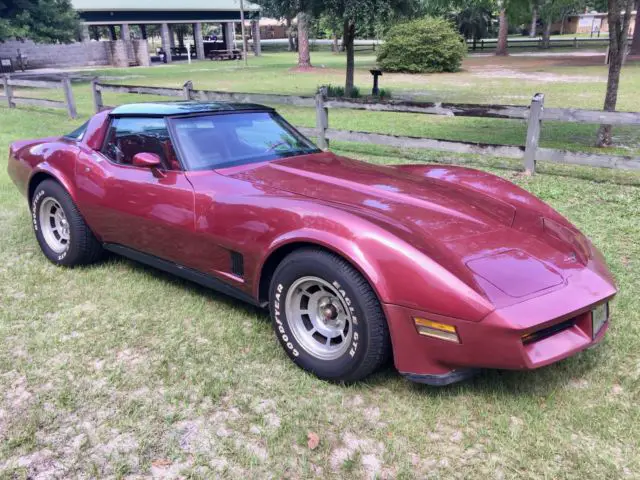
[31,179,103,266]
[269,248,391,382]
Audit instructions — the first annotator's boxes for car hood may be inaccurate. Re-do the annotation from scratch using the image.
[242,152,517,242]
[224,152,610,308]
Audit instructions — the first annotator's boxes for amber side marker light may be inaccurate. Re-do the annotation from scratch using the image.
[414,318,460,343]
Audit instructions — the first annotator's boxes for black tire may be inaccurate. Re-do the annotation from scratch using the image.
[31,179,103,266]
[269,248,391,382]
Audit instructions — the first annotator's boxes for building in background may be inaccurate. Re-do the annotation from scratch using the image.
[258,18,290,40]
[552,11,636,36]
[0,0,261,69]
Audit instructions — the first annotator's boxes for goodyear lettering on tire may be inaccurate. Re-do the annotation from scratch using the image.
[274,283,299,357]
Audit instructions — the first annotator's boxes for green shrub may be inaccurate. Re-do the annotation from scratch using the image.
[323,84,344,97]
[320,84,361,98]
[377,17,466,73]
[348,85,361,98]
[377,88,392,99]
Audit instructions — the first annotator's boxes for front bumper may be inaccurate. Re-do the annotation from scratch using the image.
[385,271,616,385]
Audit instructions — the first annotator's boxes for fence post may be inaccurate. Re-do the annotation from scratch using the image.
[183,80,193,100]
[91,77,103,113]
[315,86,329,150]
[523,93,544,175]
[2,75,14,108]
[61,75,77,119]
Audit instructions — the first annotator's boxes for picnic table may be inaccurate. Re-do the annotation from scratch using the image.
[170,46,195,59]
[207,49,243,61]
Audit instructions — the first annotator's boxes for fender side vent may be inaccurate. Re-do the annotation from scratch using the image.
[230,251,244,277]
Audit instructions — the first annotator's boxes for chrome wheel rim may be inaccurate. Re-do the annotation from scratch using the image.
[285,276,353,360]
[39,197,70,254]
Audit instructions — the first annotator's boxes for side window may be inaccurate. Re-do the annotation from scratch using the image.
[64,120,89,141]
[102,117,181,170]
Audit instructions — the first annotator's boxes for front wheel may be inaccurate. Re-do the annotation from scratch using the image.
[269,248,391,382]
[31,179,103,266]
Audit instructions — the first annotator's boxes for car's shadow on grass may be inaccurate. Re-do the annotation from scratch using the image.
[423,352,602,397]
[359,343,607,398]
[110,254,269,318]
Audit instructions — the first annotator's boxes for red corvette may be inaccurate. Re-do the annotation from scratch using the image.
[8,102,617,385]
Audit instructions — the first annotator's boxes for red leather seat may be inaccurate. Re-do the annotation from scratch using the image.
[162,140,181,170]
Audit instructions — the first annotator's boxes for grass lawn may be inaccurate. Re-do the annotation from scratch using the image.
[1,51,640,478]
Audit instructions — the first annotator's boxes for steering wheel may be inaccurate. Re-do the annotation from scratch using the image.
[108,141,125,163]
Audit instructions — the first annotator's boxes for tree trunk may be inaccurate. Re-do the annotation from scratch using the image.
[560,13,566,35]
[344,19,356,97]
[631,0,640,55]
[177,30,185,49]
[542,19,552,48]
[332,30,339,53]
[597,0,634,146]
[496,8,509,56]
[286,17,295,52]
[530,6,538,37]
[297,12,311,67]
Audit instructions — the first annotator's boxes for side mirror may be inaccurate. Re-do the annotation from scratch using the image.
[132,152,162,169]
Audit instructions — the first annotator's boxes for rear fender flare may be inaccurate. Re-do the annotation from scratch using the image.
[28,163,77,204]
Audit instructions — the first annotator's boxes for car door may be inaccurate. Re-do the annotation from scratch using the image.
[75,116,198,266]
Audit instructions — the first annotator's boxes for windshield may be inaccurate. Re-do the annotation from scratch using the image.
[170,112,320,170]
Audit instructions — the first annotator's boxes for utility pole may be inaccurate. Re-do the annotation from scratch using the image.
[239,0,248,66]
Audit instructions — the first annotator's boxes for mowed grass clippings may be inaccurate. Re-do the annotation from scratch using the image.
[0,51,639,479]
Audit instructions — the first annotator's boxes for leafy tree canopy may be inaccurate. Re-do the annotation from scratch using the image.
[588,0,608,11]
[256,0,312,19]
[449,2,495,40]
[536,0,593,24]
[0,0,80,43]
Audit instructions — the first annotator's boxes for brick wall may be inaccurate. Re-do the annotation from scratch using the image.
[107,40,129,68]
[133,40,151,67]
[0,40,111,69]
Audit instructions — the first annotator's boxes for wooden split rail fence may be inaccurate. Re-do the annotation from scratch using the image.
[91,79,640,174]
[1,75,77,118]
[468,36,620,51]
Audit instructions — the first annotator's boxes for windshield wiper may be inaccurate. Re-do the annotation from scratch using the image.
[277,149,316,158]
